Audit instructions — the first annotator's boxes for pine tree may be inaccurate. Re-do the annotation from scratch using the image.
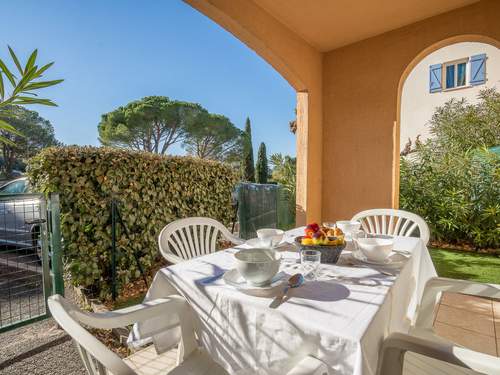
[242,117,255,182]
[255,142,269,184]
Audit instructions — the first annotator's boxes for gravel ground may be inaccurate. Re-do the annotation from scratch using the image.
[0,284,86,375]
[0,318,85,375]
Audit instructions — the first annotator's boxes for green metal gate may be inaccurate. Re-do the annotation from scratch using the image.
[236,183,294,239]
[0,193,63,333]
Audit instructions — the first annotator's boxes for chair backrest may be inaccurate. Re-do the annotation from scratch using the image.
[158,217,243,264]
[48,295,137,375]
[351,209,430,244]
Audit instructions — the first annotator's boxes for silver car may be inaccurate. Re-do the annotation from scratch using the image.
[0,177,42,251]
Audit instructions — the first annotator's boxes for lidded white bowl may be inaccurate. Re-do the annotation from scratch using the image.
[234,248,281,286]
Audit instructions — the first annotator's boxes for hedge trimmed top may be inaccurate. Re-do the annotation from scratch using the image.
[28,146,238,297]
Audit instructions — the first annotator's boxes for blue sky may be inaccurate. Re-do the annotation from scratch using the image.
[1,0,296,156]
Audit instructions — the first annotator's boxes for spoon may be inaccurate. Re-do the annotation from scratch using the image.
[269,273,304,308]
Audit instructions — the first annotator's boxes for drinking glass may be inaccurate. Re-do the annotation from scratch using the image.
[300,249,321,280]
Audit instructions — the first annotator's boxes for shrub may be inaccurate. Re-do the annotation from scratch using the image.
[400,88,500,249]
[400,148,499,248]
[27,146,238,297]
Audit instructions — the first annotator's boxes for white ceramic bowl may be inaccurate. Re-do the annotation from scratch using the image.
[234,248,281,286]
[356,238,394,262]
[336,220,361,234]
[256,228,284,248]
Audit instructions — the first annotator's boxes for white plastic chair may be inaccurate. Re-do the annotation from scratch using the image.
[48,294,328,375]
[158,217,244,264]
[48,294,226,375]
[351,208,430,245]
[377,277,500,375]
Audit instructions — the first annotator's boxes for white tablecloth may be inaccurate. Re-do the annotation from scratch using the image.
[131,228,436,375]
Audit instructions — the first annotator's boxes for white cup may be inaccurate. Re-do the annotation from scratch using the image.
[256,228,284,249]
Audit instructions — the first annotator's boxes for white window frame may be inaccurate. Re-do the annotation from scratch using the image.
[442,58,469,91]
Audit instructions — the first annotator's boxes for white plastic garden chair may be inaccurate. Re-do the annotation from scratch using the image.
[377,277,500,375]
[48,294,328,375]
[158,217,244,264]
[351,208,430,245]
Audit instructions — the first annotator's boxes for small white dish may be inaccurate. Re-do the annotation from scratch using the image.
[356,237,394,262]
[245,238,264,248]
[223,269,286,290]
[336,220,361,234]
[352,250,406,267]
[256,228,284,248]
[245,237,286,249]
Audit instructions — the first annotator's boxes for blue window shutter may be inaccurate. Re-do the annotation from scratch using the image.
[470,54,486,85]
[429,64,442,93]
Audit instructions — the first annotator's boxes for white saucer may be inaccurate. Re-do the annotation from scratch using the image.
[245,238,288,249]
[223,269,287,291]
[245,238,265,248]
[351,250,406,267]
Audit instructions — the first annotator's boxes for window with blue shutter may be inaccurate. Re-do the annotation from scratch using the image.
[470,54,487,86]
[429,64,442,93]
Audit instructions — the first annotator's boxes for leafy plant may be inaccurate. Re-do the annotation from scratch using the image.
[400,89,500,249]
[27,146,238,298]
[270,153,296,225]
[0,46,63,144]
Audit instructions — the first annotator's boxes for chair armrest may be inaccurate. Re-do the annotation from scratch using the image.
[64,295,188,330]
[378,332,500,375]
[415,277,500,329]
[287,355,328,375]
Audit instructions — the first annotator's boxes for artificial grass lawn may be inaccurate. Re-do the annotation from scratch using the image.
[429,248,500,284]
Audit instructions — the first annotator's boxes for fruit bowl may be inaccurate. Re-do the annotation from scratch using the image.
[294,236,346,264]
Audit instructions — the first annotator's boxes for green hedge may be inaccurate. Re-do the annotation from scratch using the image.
[400,149,499,249]
[28,146,238,297]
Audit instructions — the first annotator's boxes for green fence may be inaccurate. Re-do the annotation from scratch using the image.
[236,183,294,239]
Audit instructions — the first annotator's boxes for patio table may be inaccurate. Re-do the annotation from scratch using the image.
[131,227,437,375]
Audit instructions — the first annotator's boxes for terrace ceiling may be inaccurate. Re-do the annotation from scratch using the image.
[253,0,479,51]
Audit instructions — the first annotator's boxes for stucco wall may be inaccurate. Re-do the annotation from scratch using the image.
[401,42,500,149]
[322,0,500,221]
[185,0,500,225]
[185,0,324,225]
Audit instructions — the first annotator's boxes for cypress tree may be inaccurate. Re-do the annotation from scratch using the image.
[242,117,255,182]
[255,142,269,184]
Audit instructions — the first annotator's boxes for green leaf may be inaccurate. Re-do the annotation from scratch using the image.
[0,72,4,99]
[0,58,16,87]
[23,79,64,91]
[33,62,54,79]
[0,119,23,137]
[12,96,58,107]
[7,46,23,74]
[12,65,37,95]
[24,49,38,74]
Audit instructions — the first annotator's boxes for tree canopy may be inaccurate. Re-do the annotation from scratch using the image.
[255,142,268,183]
[0,106,60,176]
[183,113,242,162]
[241,117,255,182]
[98,96,206,154]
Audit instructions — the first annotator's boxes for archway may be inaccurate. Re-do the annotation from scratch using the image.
[393,34,500,207]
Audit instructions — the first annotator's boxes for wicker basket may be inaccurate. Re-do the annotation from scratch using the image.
[294,236,346,264]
